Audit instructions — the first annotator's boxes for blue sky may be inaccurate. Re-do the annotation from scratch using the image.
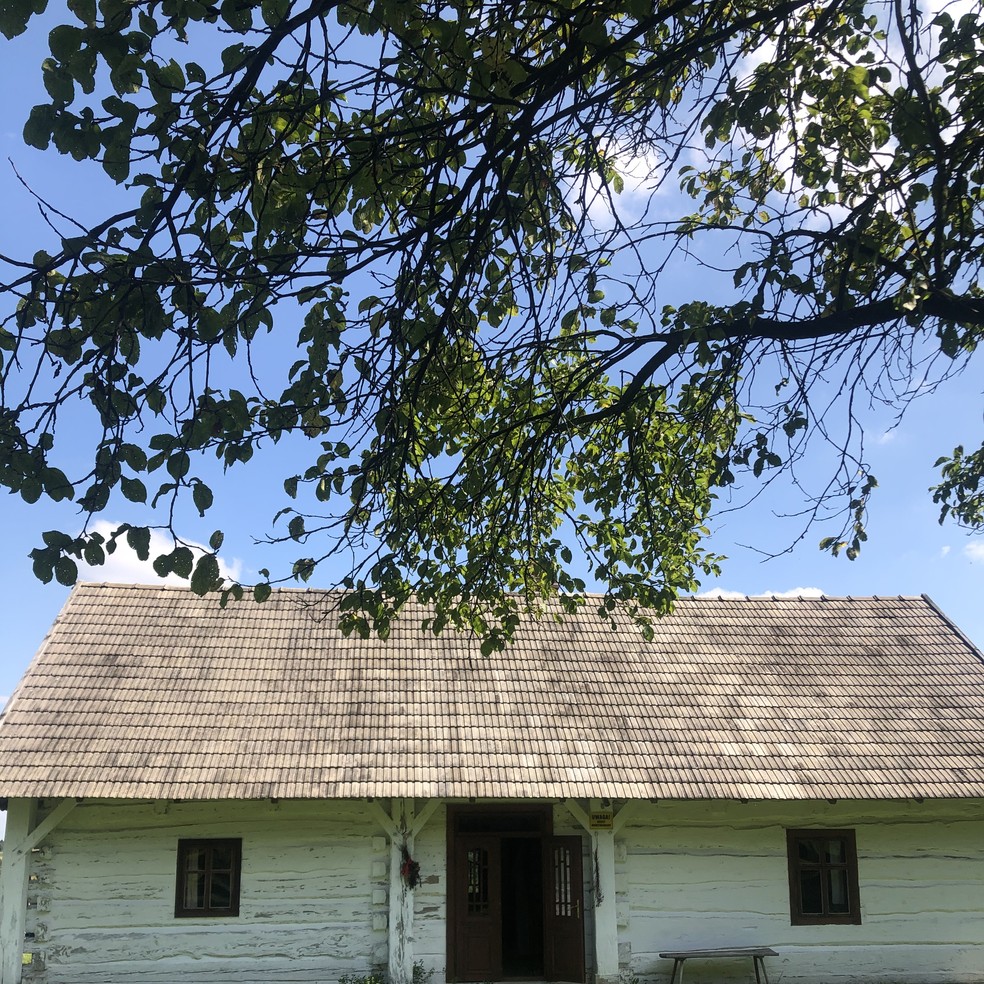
[2,5,984,713]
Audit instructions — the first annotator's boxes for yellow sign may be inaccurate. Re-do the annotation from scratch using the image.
[22,953,33,966]
[589,809,613,829]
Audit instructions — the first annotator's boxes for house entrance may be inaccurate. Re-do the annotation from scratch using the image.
[448,807,585,983]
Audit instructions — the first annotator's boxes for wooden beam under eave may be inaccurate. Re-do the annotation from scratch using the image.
[5,799,77,861]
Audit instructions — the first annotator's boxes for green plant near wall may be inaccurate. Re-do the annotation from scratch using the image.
[412,963,434,984]
[337,962,432,984]
[338,974,386,984]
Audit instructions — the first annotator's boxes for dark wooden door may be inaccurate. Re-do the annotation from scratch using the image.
[543,836,586,982]
[452,835,502,981]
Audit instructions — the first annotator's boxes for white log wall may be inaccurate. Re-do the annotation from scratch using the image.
[24,799,388,983]
[618,799,984,984]
[12,797,984,984]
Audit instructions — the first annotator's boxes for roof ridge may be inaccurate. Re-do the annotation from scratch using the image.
[76,581,932,604]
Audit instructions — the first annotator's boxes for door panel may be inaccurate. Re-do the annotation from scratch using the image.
[453,835,502,981]
[543,836,586,982]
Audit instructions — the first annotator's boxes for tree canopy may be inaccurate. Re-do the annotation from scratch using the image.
[1,0,982,646]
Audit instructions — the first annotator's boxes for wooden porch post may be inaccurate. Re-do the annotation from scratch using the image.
[567,799,633,984]
[592,801,619,983]
[0,798,37,984]
[370,797,437,984]
[388,797,415,984]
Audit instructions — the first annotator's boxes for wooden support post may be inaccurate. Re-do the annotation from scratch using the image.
[0,799,37,984]
[591,800,619,983]
[387,798,416,984]
[566,799,626,983]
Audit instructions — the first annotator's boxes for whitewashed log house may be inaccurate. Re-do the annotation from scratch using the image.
[1,584,983,984]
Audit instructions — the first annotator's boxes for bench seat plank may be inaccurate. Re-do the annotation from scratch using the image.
[659,948,778,959]
[658,946,778,984]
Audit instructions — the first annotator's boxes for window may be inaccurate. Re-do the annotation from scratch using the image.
[175,839,242,917]
[786,829,861,925]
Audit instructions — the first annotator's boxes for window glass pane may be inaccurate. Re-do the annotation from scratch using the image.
[797,839,821,864]
[826,839,846,864]
[210,872,232,908]
[553,846,573,917]
[466,848,489,914]
[184,848,206,872]
[184,871,205,910]
[458,812,542,833]
[211,845,235,870]
[799,869,823,913]
[827,869,849,913]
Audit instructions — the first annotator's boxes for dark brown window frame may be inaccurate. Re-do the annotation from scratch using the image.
[175,838,242,918]
[786,828,861,925]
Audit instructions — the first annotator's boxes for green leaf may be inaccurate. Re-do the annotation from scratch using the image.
[83,540,105,567]
[42,466,74,501]
[66,0,94,27]
[31,549,54,584]
[48,24,82,60]
[126,526,151,561]
[171,546,194,578]
[22,105,55,149]
[54,555,78,586]
[192,481,213,516]
[20,478,43,504]
[167,450,190,480]
[0,0,47,39]
[190,553,221,594]
[121,476,147,502]
[101,124,132,182]
[42,57,74,102]
[220,0,252,31]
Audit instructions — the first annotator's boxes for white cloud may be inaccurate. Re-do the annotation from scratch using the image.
[570,140,669,229]
[697,587,749,599]
[742,36,777,74]
[761,586,826,598]
[940,545,951,558]
[963,542,984,564]
[76,520,243,585]
[876,430,898,446]
[698,586,826,599]
[921,0,977,17]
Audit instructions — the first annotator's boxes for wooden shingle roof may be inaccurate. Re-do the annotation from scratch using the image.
[1,583,983,801]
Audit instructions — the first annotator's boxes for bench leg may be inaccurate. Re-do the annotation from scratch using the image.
[753,956,770,984]
[669,958,685,984]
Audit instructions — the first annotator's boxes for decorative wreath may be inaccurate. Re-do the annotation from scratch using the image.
[400,844,421,889]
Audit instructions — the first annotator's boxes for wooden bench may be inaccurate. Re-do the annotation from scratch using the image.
[659,946,779,984]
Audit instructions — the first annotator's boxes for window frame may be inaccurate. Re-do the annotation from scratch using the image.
[174,838,242,918]
[786,828,861,926]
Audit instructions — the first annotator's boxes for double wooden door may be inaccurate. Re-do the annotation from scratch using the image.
[451,833,585,982]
